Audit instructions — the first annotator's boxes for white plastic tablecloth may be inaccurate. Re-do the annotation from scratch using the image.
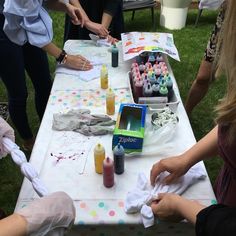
[15,40,216,236]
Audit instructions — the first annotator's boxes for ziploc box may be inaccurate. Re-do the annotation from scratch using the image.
[112,103,147,153]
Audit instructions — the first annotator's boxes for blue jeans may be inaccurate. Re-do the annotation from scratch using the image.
[0,14,52,140]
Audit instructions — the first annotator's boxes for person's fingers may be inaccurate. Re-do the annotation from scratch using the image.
[99,29,109,38]
[150,201,159,213]
[163,173,178,185]
[80,61,93,71]
[70,11,79,25]
[76,54,90,63]
[75,9,85,27]
[71,19,80,25]
[157,193,166,200]
[150,162,166,186]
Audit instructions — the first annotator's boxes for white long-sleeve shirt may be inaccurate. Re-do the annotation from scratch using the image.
[1,0,53,47]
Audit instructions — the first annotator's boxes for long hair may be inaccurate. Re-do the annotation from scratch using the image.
[215,0,236,141]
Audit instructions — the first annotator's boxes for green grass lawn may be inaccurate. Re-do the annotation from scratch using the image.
[0,8,225,214]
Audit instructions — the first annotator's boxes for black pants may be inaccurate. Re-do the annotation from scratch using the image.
[0,14,52,140]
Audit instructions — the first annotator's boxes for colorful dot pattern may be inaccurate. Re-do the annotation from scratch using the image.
[49,88,132,108]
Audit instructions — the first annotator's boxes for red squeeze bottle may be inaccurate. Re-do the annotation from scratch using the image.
[103,157,114,188]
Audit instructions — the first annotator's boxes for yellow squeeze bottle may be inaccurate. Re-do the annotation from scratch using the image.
[94,143,105,174]
[106,88,115,115]
[100,64,108,89]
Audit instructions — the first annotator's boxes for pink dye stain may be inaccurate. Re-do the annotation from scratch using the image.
[50,152,84,163]
[109,210,115,217]
[118,201,124,208]
[80,202,86,208]
[51,153,66,163]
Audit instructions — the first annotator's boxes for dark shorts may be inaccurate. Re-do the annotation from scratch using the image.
[204,1,226,62]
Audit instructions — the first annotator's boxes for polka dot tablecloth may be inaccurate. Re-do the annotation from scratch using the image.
[49,88,132,110]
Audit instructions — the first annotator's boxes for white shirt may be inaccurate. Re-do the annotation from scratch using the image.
[3,0,53,47]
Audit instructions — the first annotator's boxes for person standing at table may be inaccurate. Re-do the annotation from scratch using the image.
[0,0,92,151]
[64,0,124,44]
[150,0,236,231]
[185,0,227,115]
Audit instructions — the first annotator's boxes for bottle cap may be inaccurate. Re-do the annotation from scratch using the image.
[94,143,104,153]
[113,143,125,156]
[159,85,168,95]
[106,88,114,96]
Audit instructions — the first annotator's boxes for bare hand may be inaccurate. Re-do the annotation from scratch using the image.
[151,193,184,222]
[65,54,93,71]
[107,35,119,45]
[85,21,109,38]
[150,155,191,186]
[65,3,88,27]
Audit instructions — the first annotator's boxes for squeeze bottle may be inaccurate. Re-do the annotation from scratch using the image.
[113,143,125,174]
[100,64,108,89]
[106,88,115,115]
[103,157,114,188]
[94,143,105,174]
[111,44,119,67]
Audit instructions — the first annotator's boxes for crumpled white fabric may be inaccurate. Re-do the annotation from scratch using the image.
[199,0,224,9]
[125,164,206,228]
[2,137,48,197]
[52,108,115,136]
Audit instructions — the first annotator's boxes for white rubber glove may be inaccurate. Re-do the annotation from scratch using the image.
[16,192,75,236]
[0,116,15,158]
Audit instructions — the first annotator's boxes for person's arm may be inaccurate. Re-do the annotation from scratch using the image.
[0,192,75,236]
[0,214,27,236]
[196,203,236,236]
[67,0,109,37]
[42,42,92,70]
[101,12,113,30]
[100,12,119,44]
[69,0,90,22]
[151,193,206,224]
[150,125,219,185]
[101,0,121,43]
[151,193,236,236]
[45,0,87,26]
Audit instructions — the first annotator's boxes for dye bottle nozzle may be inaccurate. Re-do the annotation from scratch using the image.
[152,83,159,96]
[159,85,168,98]
[113,143,125,174]
[143,82,153,97]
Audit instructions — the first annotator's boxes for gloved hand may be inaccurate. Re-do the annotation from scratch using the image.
[0,116,15,158]
[16,192,75,236]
